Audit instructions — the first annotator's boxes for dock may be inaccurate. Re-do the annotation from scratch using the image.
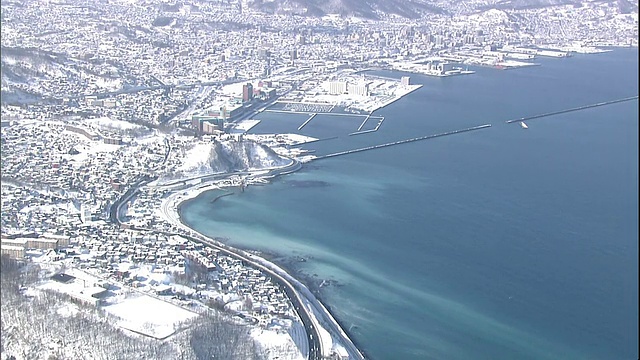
[356,115,371,131]
[506,96,639,124]
[316,124,492,160]
[298,113,317,130]
[349,116,385,136]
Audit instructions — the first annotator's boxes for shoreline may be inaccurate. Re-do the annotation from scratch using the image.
[157,165,367,360]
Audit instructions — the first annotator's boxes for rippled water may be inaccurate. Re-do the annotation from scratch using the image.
[182,48,639,360]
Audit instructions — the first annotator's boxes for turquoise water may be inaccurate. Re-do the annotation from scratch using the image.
[182,49,639,360]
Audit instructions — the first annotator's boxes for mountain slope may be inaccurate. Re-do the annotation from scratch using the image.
[247,0,631,18]
[208,139,292,173]
[247,0,448,19]
[173,139,292,178]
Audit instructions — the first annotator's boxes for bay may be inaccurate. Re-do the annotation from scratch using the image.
[181,48,639,360]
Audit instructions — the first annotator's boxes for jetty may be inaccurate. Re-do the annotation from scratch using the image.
[506,96,638,124]
[356,115,371,131]
[316,124,492,160]
[298,113,317,130]
[210,192,234,203]
[350,116,385,136]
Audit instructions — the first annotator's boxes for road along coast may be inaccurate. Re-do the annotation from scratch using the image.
[152,161,366,360]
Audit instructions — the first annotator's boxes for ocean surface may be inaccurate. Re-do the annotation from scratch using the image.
[182,48,639,360]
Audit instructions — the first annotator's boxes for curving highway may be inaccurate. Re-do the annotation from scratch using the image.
[108,159,366,360]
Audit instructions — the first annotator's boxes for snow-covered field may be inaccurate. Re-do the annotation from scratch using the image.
[62,140,123,164]
[86,116,142,130]
[103,294,198,339]
[220,82,246,96]
[18,201,79,215]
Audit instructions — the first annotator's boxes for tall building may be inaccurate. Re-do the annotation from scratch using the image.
[81,204,92,224]
[324,81,347,95]
[401,76,411,86]
[290,49,298,60]
[243,83,253,102]
[347,82,370,97]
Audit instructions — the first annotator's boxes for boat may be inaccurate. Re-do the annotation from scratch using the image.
[520,121,529,129]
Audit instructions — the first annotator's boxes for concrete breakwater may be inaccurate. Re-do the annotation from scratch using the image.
[316,124,493,160]
[505,96,639,124]
[210,192,234,204]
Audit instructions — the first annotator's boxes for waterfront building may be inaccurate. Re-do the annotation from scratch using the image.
[243,83,254,102]
[401,76,411,86]
[192,115,225,133]
[347,82,370,96]
[325,81,347,95]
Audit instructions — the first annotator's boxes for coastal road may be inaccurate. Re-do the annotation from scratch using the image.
[126,224,325,360]
[109,175,155,224]
[111,160,345,359]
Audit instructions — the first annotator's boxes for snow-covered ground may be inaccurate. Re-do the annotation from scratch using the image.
[85,116,143,130]
[280,76,422,113]
[56,302,81,318]
[34,263,198,340]
[18,201,79,215]
[220,81,247,96]
[103,294,198,339]
[244,133,318,146]
[229,119,261,134]
[178,142,214,172]
[60,136,123,164]
[251,325,306,360]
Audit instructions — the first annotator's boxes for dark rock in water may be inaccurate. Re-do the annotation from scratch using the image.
[210,192,234,204]
[319,279,340,288]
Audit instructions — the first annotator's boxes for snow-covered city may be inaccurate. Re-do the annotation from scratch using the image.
[1,0,637,359]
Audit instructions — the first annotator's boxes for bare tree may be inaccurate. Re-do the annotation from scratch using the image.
[189,313,259,360]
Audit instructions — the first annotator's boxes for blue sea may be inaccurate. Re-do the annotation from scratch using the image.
[182,48,639,360]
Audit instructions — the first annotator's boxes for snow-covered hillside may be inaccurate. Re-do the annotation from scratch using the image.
[1,47,126,103]
[209,139,292,172]
[175,139,293,176]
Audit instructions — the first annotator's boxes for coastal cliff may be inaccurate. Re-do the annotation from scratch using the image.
[167,138,292,180]
[208,139,291,173]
